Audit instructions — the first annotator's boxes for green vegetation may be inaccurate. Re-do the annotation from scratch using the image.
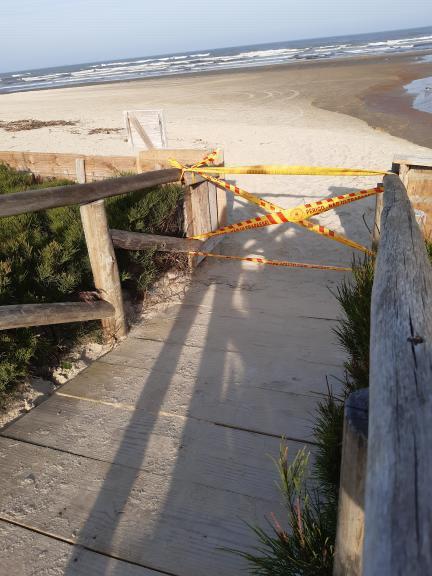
[232,447,334,576]
[313,257,374,507]
[0,163,184,407]
[235,243,432,574]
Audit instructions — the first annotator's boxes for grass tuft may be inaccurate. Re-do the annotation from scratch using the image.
[228,446,334,575]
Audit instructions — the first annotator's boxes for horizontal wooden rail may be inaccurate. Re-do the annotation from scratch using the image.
[364,174,432,575]
[111,229,203,252]
[0,301,115,330]
[0,150,138,182]
[0,168,181,218]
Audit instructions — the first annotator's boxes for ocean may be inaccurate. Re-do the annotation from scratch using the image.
[1,26,432,95]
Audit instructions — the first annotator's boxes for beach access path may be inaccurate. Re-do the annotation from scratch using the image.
[1,67,431,574]
[0,164,368,575]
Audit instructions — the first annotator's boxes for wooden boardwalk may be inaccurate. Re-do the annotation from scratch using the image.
[0,185,351,575]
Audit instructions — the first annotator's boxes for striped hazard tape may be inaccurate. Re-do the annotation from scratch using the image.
[187,251,351,272]
[168,150,382,269]
[189,171,379,255]
[170,155,388,177]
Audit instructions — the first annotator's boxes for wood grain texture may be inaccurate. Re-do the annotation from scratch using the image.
[0,521,161,576]
[80,201,127,340]
[0,150,137,182]
[372,192,383,250]
[110,229,203,252]
[364,174,432,575]
[58,338,322,442]
[3,392,295,501]
[405,168,432,236]
[0,301,114,330]
[334,389,368,576]
[137,149,211,172]
[128,114,155,150]
[75,158,86,184]
[0,168,180,217]
[393,154,432,169]
[124,110,167,150]
[0,437,277,576]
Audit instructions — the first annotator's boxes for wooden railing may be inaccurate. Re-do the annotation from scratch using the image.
[334,173,432,575]
[0,149,226,341]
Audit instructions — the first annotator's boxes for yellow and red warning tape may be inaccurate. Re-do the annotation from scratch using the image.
[188,252,352,272]
[169,150,384,271]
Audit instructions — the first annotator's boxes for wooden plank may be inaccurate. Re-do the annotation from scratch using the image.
[124,110,167,150]
[110,229,203,253]
[216,183,228,227]
[129,302,342,363]
[128,113,155,150]
[213,149,227,227]
[364,174,432,575]
[0,301,114,330]
[0,520,161,576]
[75,158,86,184]
[3,392,298,501]
[372,191,384,250]
[334,389,368,576]
[58,341,326,442]
[405,168,432,236]
[137,149,211,172]
[393,154,432,169]
[0,168,180,218]
[0,151,137,182]
[80,200,127,341]
[191,181,212,236]
[0,437,280,576]
[208,181,219,231]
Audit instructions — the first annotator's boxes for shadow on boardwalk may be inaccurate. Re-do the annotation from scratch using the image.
[62,186,373,575]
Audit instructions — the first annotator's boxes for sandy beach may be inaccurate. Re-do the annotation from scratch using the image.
[1,52,432,156]
[1,52,431,270]
[0,51,431,272]
[1,48,432,575]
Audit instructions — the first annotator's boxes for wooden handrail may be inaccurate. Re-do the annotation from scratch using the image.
[111,229,203,252]
[0,301,114,330]
[0,168,181,217]
[0,147,226,338]
[364,174,432,574]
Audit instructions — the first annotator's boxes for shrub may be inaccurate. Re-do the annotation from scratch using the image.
[229,446,334,575]
[0,164,184,407]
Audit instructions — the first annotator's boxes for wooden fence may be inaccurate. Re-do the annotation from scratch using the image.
[0,149,226,340]
[334,171,432,575]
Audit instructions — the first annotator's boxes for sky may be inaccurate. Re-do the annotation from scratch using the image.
[1,0,431,73]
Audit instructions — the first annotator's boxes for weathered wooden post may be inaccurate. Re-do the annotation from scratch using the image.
[80,200,127,341]
[371,190,383,251]
[363,174,432,575]
[333,389,368,576]
[136,148,227,266]
[392,154,432,237]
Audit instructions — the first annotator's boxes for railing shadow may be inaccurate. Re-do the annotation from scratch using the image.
[63,178,376,575]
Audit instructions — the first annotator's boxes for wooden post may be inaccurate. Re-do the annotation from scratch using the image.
[135,148,227,267]
[392,155,432,238]
[333,389,368,576]
[80,200,127,341]
[371,191,383,251]
[75,158,86,184]
[364,174,432,575]
[183,150,226,266]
